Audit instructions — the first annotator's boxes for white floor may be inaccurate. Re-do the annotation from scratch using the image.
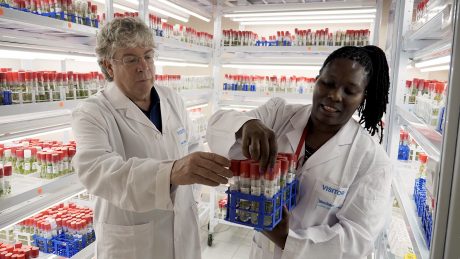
[200,223,253,259]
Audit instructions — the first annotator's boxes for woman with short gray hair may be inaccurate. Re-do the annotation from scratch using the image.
[72,17,232,259]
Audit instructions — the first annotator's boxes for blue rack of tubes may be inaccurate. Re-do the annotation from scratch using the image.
[225,179,299,231]
[33,229,95,258]
[413,177,432,248]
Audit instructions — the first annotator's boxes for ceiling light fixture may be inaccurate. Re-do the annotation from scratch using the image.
[232,14,375,22]
[222,64,321,71]
[111,0,189,23]
[240,19,374,25]
[420,65,450,72]
[157,0,210,22]
[122,0,139,5]
[224,8,377,18]
[155,61,208,67]
[113,3,137,12]
[148,5,188,22]
[158,57,186,61]
[414,55,451,68]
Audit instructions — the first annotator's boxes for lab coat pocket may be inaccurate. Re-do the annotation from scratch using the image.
[311,179,349,213]
[97,221,154,259]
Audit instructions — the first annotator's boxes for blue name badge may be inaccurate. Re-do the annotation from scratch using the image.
[315,182,348,210]
[176,127,187,146]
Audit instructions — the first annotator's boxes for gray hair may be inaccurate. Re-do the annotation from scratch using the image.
[95,17,155,82]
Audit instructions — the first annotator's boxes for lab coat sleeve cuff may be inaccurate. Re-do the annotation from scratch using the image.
[155,160,175,210]
[170,183,178,203]
[282,229,302,256]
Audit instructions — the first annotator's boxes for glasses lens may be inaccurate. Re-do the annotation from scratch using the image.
[122,56,139,65]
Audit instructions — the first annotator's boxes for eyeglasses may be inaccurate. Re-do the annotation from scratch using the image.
[112,52,156,66]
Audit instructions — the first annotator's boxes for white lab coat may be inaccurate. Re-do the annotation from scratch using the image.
[206,97,393,259]
[72,83,201,259]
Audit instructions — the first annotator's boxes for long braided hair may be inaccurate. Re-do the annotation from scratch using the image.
[319,45,390,143]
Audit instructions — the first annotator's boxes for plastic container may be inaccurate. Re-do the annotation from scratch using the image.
[226,160,299,231]
[0,166,3,196]
[3,165,12,195]
[229,160,240,192]
[250,163,262,225]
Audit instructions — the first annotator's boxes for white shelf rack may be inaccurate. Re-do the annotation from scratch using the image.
[221,45,337,65]
[403,3,453,52]
[154,35,213,63]
[396,105,442,160]
[179,89,213,109]
[411,38,452,60]
[0,173,85,230]
[0,89,212,141]
[0,100,79,142]
[154,35,213,54]
[222,45,339,55]
[0,100,80,117]
[0,7,97,55]
[219,91,313,109]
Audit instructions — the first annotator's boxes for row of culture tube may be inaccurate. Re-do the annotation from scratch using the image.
[228,153,297,226]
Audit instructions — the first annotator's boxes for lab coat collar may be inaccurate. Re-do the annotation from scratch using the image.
[104,82,131,110]
[304,120,358,170]
[103,82,169,132]
[285,105,359,170]
[285,105,311,154]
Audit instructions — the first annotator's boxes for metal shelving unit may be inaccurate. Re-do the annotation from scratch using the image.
[0,3,215,259]
[384,0,460,258]
[207,1,379,248]
[0,7,96,250]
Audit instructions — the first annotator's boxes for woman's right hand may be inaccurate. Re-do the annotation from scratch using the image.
[239,119,278,172]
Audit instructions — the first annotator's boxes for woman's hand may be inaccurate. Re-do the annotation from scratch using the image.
[237,119,278,172]
[262,206,290,249]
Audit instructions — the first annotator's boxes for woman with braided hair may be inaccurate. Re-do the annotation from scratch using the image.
[206,45,392,259]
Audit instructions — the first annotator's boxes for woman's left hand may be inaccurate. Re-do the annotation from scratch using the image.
[262,206,290,249]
